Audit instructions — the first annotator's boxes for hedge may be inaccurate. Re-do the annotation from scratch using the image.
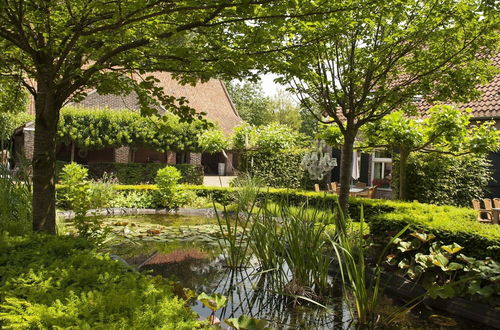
[56,161,203,185]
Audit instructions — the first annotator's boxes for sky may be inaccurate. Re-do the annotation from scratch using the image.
[260,73,287,97]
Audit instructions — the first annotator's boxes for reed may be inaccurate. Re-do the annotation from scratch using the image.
[331,205,408,328]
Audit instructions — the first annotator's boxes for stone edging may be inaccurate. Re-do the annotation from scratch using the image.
[57,207,216,220]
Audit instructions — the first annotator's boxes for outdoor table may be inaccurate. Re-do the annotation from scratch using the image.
[492,208,500,225]
[349,187,367,197]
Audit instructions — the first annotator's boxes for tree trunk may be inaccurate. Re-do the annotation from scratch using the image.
[338,128,357,219]
[32,79,59,234]
[398,149,410,201]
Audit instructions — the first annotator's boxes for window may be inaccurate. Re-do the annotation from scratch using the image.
[371,151,392,188]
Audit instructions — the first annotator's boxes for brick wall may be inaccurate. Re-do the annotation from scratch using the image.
[23,128,35,160]
[114,146,130,163]
[166,151,176,164]
[188,152,202,166]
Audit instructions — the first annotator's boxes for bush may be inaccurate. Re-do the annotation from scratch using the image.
[155,166,192,209]
[240,151,305,188]
[0,234,199,329]
[392,152,492,207]
[56,161,203,185]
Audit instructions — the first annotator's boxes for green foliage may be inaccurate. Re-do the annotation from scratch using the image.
[57,107,217,152]
[388,232,500,306]
[0,165,31,235]
[58,163,106,240]
[225,315,270,330]
[59,163,91,216]
[0,76,28,115]
[155,166,191,209]
[198,128,229,154]
[331,208,409,327]
[361,105,499,200]
[369,205,500,260]
[241,150,305,189]
[0,112,33,146]
[56,161,203,185]
[392,152,492,207]
[226,80,274,127]
[0,234,199,329]
[234,123,310,188]
[317,124,343,148]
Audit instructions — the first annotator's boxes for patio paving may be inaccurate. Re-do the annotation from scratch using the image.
[203,175,236,187]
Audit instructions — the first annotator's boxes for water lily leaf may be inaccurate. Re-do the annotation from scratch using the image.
[225,315,270,330]
[428,283,456,299]
[197,292,227,312]
[441,243,463,255]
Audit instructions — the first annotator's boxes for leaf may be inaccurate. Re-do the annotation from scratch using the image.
[225,315,270,330]
[410,232,436,243]
[441,243,463,255]
[197,293,227,312]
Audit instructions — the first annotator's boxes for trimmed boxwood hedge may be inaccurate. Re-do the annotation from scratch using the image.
[56,161,203,185]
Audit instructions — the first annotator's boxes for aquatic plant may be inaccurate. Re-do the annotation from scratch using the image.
[214,176,261,269]
[331,206,408,327]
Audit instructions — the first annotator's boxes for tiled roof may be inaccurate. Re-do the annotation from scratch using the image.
[71,72,242,136]
[459,53,500,119]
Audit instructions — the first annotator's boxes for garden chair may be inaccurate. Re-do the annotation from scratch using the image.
[483,198,493,211]
[471,199,492,223]
[355,185,377,199]
[493,198,500,209]
[314,184,321,193]
[330,182,338,194]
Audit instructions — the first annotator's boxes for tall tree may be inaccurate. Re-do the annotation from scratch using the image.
[1,0,329,233]
[272,0,499,214]
[226,80,273,126]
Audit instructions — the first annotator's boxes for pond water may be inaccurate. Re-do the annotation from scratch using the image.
[102,214,475,329]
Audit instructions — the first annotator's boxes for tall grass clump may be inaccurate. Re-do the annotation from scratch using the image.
[0,158,32,235]
[250,200,335,300]
[331,205,408,328]
[214,175,262,268]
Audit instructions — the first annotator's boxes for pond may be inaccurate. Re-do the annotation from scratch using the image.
[101,214,473,329]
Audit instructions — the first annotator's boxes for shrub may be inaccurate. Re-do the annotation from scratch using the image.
[56,161,203,185]
[58,163,106,240]
[233,123,310,188]
[155,166,192,209]
[0,234,199,328]
[392,152,492,207]
[240,151,305,188]
[58,163,90,215]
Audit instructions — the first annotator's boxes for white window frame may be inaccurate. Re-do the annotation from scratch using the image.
[371,151,392,189]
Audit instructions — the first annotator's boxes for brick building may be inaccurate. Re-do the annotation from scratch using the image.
[14,72,242,175]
